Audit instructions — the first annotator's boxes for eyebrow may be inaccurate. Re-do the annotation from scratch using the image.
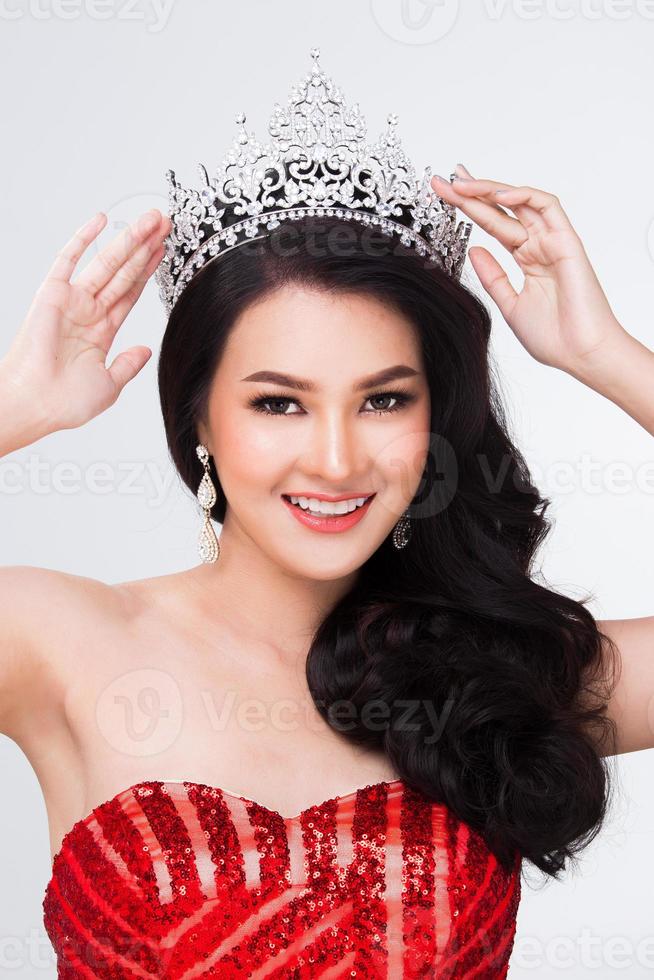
[240,364,421,393]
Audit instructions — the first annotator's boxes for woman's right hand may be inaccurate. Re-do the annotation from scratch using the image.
[2,208,171,436]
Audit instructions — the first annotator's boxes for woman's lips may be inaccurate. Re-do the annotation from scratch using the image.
[281,494,375,533]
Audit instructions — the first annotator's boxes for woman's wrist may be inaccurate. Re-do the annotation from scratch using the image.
[0,356,57,455]
[566,326,654,436]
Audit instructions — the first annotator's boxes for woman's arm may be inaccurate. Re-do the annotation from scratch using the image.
[0,207,171,738]
[435,165,654,756]
[0,364,53,456]
[594,615,654,755]
[565,328,654,436]
[569,330,654,756]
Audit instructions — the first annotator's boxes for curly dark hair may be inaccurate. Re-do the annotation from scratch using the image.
[157,215,621,882]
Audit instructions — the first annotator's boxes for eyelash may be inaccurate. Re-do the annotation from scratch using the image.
[248,388,416,417]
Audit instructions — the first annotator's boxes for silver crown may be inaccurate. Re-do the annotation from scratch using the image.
[154,47,472,316]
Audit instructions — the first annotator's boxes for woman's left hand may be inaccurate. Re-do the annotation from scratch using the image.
[432,165,629,379]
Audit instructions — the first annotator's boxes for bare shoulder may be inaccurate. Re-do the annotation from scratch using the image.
[0,565,129,741]
[0,563,186,637]
[0,563,123,632]
[593,614,654,756]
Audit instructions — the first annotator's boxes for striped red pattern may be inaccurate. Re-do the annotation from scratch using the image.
[43,779,521,977]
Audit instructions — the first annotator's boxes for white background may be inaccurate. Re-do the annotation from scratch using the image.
[0,0,653,976]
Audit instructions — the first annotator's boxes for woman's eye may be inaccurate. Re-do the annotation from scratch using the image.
[366,393,399,412]
[248,390,414,416]
[253,397,300,416]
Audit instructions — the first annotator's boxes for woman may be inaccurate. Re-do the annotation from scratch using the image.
[1,69,653,980]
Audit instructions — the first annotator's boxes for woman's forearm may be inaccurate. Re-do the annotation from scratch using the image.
[566,327,654,437]
[0,357,56,456]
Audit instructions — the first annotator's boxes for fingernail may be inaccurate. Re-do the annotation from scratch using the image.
[452,176,471,182]
[432,174,447,183]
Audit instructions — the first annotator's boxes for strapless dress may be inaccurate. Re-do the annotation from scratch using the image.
[42,778,521,977]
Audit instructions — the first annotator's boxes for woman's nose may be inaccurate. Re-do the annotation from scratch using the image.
[299,415,368,481]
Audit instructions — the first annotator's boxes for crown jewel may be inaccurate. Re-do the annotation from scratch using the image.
[154,47,472,315]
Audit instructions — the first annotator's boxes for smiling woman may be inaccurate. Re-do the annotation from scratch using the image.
[0,188,627,980]
[5,37,653,979]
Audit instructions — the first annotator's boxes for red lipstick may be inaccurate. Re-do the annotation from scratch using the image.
[282,493,375,534]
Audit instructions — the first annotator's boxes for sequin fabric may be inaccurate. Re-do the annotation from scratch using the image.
[43,779,521,978]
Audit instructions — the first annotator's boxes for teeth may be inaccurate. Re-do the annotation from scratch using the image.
[288,495,370,515]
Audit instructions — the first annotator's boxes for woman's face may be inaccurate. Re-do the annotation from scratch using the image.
[198,284,432,581]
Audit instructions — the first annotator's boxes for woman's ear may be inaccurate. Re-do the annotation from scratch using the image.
[196,421,209,449]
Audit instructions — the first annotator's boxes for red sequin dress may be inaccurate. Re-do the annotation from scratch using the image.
[43,779,521,978]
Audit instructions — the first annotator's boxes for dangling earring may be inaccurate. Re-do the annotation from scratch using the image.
[392,507,412,550]
[196,444,220,564]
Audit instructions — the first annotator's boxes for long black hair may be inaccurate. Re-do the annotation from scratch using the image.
[158,215,620,881]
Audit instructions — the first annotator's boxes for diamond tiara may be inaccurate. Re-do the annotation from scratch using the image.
[154,47,473,316]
